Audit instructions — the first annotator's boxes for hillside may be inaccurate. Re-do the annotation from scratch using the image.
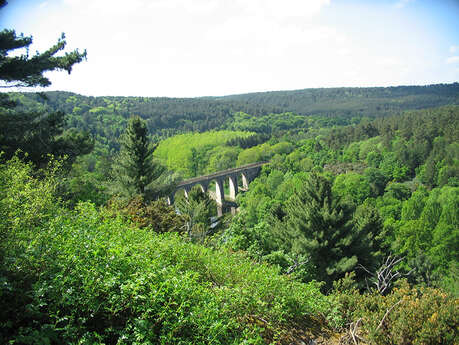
[8,83,459,140]
[2,89,458,344]
[218,83,459,118]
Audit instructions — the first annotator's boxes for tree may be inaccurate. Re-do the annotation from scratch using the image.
[0,3,86,88]
[0,1,91,166]
[0,109,93,168]
[111,116,168,201]
[175,187,217,241]
[332,172,372,205]
[277,173,383,288]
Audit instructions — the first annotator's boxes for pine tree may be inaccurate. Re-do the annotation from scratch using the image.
[0,0,91,166]
[278,173,382,287]
[0,1,86,89]
[0,109,93,168]
[111,116,166,201]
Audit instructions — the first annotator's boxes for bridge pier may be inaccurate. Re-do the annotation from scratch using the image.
[214,178,224,206]
[228,174,238,200]
[241,173,249,190]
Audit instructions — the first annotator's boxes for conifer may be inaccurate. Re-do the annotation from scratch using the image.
[280,173,382,287]
[111,116,166,201]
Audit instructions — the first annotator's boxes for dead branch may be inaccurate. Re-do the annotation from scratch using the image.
[376,299,403,331]
[286,257,309,275]
[358,255,413,295]
[340,318,366,345]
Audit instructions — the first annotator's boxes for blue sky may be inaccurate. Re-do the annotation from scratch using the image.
[1,0,458,97]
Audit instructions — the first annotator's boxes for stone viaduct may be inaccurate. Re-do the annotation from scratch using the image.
[168,162,268,215]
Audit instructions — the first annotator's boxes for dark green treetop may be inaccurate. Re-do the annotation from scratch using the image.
[0,0,86,88]
[111,116,170,201]
[277,173,383,288]
[0,0,92,167]
[0,110,93,168]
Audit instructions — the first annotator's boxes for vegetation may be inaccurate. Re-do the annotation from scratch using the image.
[219,84,459,119]
[2,102,458,344]
[2,2,457,342]
[110,116,173,201]
[0,2,91,168]
[0,158,332,344]
[154,130,252,177]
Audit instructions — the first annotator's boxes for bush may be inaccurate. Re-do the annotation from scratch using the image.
[107,195,185,232]
[0,157,333,344]
[332,276,458,345]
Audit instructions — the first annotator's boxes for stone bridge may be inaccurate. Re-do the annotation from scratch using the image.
[168,162,268,213]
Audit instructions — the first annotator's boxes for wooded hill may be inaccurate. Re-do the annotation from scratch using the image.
[9,83,459,136]
[2,88,458,344]
[218,83,459,118]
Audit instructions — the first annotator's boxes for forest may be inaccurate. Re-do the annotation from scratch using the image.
[1,9,458,344]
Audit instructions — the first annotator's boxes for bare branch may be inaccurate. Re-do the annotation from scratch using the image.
[376,299,404,331]
[359,255,412,294]
[286,257,309,275]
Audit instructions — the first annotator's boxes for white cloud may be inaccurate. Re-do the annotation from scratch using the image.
[6,0,453,97]
[394,0,415,9]
[446,56,459,64]
[239,0,330,19]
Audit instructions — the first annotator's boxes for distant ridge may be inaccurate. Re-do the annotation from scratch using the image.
[215,83,459,118]
[7,83,459,147]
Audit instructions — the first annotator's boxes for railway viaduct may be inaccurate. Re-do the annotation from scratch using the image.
[167,161,268,215]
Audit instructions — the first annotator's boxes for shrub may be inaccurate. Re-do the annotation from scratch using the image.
[1,157,333,344]
[332,277,458,345]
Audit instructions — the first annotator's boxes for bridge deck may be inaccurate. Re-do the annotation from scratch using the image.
[177,161,268,186]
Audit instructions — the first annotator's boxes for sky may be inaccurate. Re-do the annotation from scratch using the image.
[1,0,458,97]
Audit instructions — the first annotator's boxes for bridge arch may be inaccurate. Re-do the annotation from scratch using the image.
[168,181,209,204]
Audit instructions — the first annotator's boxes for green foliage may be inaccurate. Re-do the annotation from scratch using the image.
[8,86,458,164]
[276,174,383,288]
[332,278,458,345]
[228,111,308,134]
[0,108,93,168]
[206,146,242,174]
[108,195,185,233]
[0,157,333,344]
[221,84,459,120]
[61,148,112,206]
[384,182,412,200]
[175,188,217,242]
[224,168,385,289]
[111,116,172,201]
[332,172,372,205]
[1,59,458,344]
[154,130,252,177]
[395,185,459,282]
[364,167,389,197]
[237,143,274,166]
